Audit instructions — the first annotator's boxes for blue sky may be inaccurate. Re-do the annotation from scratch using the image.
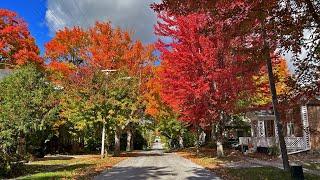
[1,0,159,54]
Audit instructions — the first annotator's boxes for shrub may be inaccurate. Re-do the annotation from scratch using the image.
[0,151,23,178]
[183,131,197,148]
[268,145,280,156]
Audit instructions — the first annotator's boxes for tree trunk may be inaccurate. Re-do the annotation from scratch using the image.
[168,138,172,149]
[101,121,106,159]
[211,123,216,144]
[126,129,132,152]
[114,126,121,156]
[130,133,134,151]
[216,141,224,157]
[216,114,225,158]
[17,131,26,157]
[178,134,184,149]
[196,125,200,156]
[305,0,320,26]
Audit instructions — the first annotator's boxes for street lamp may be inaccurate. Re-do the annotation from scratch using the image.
[100,69,117,159]
[101,69,117,73]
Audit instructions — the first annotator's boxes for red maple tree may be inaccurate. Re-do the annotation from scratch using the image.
[156,12,257,128]
[152,0,301,169]
[0,9,42,67]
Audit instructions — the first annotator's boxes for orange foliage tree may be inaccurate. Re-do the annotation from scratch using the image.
[143,66,164,118]
[0,9,42,67]
[45,21,155,156]
[250,56,292,108]
[45,22,155,85]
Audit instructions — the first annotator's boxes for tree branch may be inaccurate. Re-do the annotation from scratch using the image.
[305,0,320,26]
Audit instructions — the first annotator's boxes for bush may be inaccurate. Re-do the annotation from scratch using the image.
[0,64,58,177]
[183,131,197,148]
[268,145,280,156]
[85,138,101,153]
[0,151,23,178]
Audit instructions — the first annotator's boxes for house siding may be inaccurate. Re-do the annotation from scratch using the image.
[307,105,320,151]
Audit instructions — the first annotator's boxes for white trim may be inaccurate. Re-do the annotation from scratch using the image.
[258,120,265,137]
[301,105,311,149]
[287,148,310,155]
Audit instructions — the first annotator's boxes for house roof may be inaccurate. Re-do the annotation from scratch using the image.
[306,97,320,105]
[0,69,11,80]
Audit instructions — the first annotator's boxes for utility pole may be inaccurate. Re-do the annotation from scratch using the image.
[101,120,106,159]
[265,49,290,170]
[258,5,290,169]
[262,31,290,171]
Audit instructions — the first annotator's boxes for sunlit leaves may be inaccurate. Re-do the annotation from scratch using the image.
[0,9,42,67]
[155,13,257,126]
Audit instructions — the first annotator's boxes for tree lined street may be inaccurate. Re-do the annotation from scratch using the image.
[95,141,220,180]
[1,0,319,179]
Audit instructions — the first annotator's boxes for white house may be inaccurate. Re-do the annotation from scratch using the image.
[239,99,320,154]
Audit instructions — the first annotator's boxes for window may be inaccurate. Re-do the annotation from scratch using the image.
[251,120,258,137]
[287,122,295,137]
[265,120,275,137]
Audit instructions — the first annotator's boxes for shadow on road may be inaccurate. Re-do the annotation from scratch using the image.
[120,151,163,157]
[98,166,176,180]
[33,156,74,161]
[185,168,220,180]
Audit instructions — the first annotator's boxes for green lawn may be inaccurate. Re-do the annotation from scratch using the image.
[12,155,126,180]
[176,148,320,180]
[227,167,319,180]
[303,162,320,171]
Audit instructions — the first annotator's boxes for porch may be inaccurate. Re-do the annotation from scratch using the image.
[239,137,307,153]
[239,106,311,154]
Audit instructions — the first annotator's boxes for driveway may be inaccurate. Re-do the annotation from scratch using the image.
[95,142,220,180]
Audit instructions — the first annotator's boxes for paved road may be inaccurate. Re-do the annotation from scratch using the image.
[95,142,220,180]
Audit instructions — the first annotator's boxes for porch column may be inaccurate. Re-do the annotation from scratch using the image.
[250,121,255,137]
[251,120,257,151]
[301,105,311,149]
[257,120,266,148]
[258,120,265,137]
[274,120,279,144]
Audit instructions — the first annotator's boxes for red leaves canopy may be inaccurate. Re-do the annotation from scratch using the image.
[154,0,320,98]
[0,9,42,67]
[156,13,257,125]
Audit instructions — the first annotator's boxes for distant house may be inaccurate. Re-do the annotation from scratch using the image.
[239,98,320,154]
[0,69,11,80]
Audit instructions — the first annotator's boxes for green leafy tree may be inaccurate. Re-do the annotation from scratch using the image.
[57,68,112,154]
[0,64,58,176]
[107,71,144,155]
[155,104,187,149]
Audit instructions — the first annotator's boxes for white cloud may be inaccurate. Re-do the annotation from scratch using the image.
[45,0,160,43]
